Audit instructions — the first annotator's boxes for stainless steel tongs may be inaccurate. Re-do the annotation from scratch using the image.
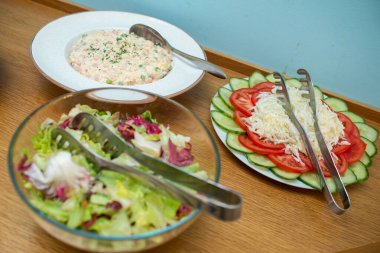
[273,70,350,214]
[51,112,242,221]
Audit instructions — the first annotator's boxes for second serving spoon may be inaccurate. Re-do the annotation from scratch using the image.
[130,23,227,79]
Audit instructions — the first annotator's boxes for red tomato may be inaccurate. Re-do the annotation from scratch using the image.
[337,112,359,138]
[229,88,256,116]
[238,134,285,155]
[320,154,348,177]
[341,138,366,164]
[267,154,313,173]
[246,130,285,150]
[251,82,275,105]
[233,111,248,131]
[251,82,275,92]
[331,144,351,154]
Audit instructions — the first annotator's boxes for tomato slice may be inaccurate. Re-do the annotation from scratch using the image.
[337,112,359,138]
[251,82,275,92]
[251,82,275,105]
[320,154,348,177]
[341,138,366,164]
[331,144,351,154]
[238,134,285,155]
[229,88,255,116]
[267,154,313,173]
[233,111,248,131]
[246,130,285,150]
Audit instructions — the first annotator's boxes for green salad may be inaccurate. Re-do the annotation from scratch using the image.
[18,105,207,235]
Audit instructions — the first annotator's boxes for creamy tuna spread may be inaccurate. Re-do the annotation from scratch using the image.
[69,30,173,85]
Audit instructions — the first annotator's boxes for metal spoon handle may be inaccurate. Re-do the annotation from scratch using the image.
[129,23,227,79]
[171,47,227,79]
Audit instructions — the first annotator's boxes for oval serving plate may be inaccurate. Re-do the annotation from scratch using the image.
[210,83,313,190]
[31,11,205,98]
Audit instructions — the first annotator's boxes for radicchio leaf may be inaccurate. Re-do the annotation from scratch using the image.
[167,140,194,167]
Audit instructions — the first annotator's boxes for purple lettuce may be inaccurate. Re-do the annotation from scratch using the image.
[17,155,32,171]
[176,204,192,219]
[167,140,194,167]
[106,201,122,211]
[118,115,161,139]
[58,118,71,129]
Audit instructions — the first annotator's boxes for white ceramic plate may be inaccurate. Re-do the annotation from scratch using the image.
[210,83,313,190]
[31,11,206,98]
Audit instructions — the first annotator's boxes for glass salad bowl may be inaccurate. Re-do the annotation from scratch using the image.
[8,88,221,252]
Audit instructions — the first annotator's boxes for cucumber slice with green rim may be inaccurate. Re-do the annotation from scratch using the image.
[341,169,357,186]
[211,111,245,134]
[298,172,336,193]
[355,122,378,142]
[285,78,302,88]
[247,153,276,168]
[271,167,300,180]
[361,137,377,157]
[323,97,348,112]
[265,73,276,83]
[360,152,371,167]
[249,71,267,87]
[313,86,323,101]
[349,161,368,182]
[246,158,270,171]
[229,77,249,91]
[218,87,233,109]
[340,111,364,123]
[212,96,233,117]
[226,133,253,154]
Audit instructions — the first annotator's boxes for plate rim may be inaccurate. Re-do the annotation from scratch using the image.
[30,10,206,98]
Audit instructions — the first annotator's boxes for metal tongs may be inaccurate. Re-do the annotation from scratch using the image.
[273,69,350,214]
[51,112,242,221]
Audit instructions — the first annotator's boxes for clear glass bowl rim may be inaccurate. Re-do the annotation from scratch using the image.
[7,87,221,241]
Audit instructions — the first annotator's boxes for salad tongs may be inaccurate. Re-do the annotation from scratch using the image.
[51,114,242,221]
[273,70,350,214]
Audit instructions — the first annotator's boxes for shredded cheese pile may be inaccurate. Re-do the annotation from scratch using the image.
[244,86,349,161]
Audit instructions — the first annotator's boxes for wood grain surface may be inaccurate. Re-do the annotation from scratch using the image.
[0,0,379,253]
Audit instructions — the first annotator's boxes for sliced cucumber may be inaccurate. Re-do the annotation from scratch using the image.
[360,152,371,167]
[313,86,323,101]
[265,73,276,83]
[271,167,300,180]
[298,172,336,193]
[361,137,377,157]
[246,158,270,171]
[355,122,378,142]
[226,133,253,154]
[218,87,233,109]
[229,77,249,91]
[323,97,348,112]
[212,96,233,117]
[340,111,364,123]
[285,78,302,88]
[247,153,275,168]
[341,169,357,186]
[349,161,368,182]
[211,111,245,134]
[249,71,267,87]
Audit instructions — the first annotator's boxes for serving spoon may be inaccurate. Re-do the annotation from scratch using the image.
[130,24,227,79]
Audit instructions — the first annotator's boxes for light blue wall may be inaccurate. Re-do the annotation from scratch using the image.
[71,0,380,109]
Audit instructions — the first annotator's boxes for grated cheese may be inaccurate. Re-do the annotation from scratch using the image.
[244,86,349,161]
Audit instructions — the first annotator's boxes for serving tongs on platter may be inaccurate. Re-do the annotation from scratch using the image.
[273,69,350,214]
[51,112,242,221]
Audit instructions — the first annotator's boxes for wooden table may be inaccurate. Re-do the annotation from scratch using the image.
[1,0,380,252]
